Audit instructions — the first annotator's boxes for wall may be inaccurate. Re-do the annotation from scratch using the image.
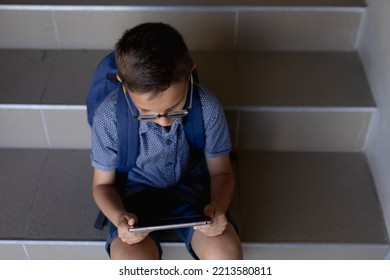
[358,0,390,258]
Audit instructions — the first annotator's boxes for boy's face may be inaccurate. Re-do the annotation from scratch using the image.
[129,80,188,127]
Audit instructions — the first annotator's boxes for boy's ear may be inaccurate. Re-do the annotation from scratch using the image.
[116,74,122,83]
[189,62,197,81]
[191,62,197,72]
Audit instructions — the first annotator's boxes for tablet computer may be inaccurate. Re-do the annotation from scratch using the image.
[128,215,212,232]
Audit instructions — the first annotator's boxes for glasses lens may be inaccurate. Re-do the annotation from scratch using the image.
[136,114,159,121]
[167,110,188,118]
[134,110,189,121]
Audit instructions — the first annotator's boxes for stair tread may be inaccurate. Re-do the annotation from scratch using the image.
[236,52,375,107]
[0,148,387,246]
[238,151,389,244]
[0,50,376,108]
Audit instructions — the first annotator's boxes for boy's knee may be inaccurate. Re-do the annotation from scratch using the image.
[111,236,160,260]
[192,224,243,260]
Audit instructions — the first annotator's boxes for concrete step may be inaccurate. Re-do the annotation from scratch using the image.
[0,148,388,259]
[0,2,365,51]
[0,50,376,151]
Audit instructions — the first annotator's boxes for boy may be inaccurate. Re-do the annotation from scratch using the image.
[90,22,242,260]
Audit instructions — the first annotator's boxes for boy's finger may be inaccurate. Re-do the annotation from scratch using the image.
[204,204,216,218]
[123,215,137,226]
[127,217,137,226]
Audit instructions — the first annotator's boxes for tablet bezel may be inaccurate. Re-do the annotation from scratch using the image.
[128,215,213,232]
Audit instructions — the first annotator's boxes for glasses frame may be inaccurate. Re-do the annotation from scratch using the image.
[123,74,193,122]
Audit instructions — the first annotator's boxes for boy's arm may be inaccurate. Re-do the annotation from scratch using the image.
[206,154,234,214]
[92,169,149,244]
[92,169,129,228]
[196,154,234,236]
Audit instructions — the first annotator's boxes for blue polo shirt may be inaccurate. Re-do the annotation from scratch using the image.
[91,84,231,188]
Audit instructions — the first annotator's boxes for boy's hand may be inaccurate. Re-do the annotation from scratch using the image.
[117,213,150,245]
[194,203,227,237]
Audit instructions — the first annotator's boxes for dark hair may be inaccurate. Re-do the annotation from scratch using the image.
[115,22,193,93]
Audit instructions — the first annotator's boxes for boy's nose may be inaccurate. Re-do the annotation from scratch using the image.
[154,116,171,127]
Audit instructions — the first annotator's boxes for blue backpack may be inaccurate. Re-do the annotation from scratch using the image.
[87,52,205,229]
[87,52,205,172]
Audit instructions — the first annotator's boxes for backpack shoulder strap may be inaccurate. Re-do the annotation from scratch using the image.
[87,51,118,126]
[183,83,205,150]
[116,89,139,173]
[93,87,139,230]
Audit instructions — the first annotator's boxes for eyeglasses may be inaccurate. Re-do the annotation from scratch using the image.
[123,74,193,121]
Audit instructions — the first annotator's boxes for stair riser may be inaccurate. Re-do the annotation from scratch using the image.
[0,107,373,151]
[0,7,363,51]
[1,242,388,260]
[238,110,374,152]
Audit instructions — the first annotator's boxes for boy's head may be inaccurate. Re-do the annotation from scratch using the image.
[115,22,194,94]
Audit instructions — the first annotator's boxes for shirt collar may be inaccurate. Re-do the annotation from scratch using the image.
[139,118,183,135]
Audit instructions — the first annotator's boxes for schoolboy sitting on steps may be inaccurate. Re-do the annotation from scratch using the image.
[90,22,243,260]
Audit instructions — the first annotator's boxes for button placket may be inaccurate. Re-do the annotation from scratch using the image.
[163,134,176,185]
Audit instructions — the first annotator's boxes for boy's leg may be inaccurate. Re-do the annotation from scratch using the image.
[110,235,160,260]
[107,186,167,260]
[191,223,243,260]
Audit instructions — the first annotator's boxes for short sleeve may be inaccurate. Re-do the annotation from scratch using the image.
[199,87,232,158]
[91,91,119,171]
